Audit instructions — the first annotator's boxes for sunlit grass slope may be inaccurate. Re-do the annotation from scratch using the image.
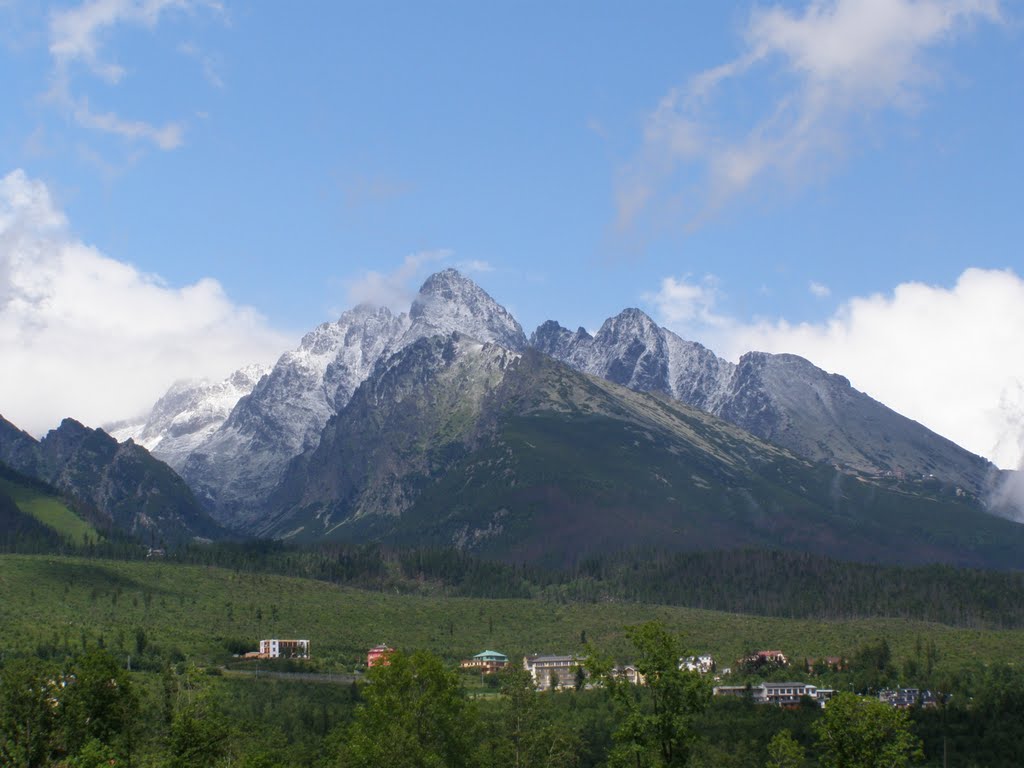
[0,476,99,545]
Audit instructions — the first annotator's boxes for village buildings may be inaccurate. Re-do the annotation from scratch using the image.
[713,681,835,707]
[680,655,715,674]
[257,639,310,659]
[367,644,394,668]
[523,654,585,690]
[610,665,645,686]
[460,650,509,673]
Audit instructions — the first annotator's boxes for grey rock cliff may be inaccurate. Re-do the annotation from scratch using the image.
[173,269,526,526]
[531,308,995,496]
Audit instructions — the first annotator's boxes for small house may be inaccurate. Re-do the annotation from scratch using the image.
[259,639,310,659]
[367,644,394,668]
[460,650,509,673]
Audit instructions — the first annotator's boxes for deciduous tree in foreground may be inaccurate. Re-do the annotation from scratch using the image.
[814,692,922,768]
[589,621,710,767]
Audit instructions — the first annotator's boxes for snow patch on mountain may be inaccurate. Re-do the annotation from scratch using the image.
[131,269,528,526]
[107,364,270,469]
[401,268,527,351]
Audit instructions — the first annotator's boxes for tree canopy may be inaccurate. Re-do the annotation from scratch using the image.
[814,692,922,768]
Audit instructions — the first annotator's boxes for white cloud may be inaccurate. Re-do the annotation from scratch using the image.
[809,281,831,298]
[644,274,729,328]
[73,97,184,149]
[343,250,451,311]
[46,0,223,150]
[647,267,1024,470]
[619,0,1003,227]
[49,0,200,77]
[0,169,290,436]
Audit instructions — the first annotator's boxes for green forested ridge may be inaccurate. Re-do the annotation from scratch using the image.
[6,528,1024,628]
[161,541,1024,629]
[0,491,67,552]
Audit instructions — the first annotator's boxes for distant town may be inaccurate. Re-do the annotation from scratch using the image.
[243,637,938,710]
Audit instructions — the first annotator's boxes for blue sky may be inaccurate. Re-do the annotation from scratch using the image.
[1,1,1023,468]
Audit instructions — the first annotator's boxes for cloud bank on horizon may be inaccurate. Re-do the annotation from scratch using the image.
[0,169,290,436]
[646,267,1024,470]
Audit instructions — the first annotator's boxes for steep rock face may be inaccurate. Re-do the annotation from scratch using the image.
[0,415,222,544]
[257,346,1024,569]
[262,333,519,538]
[531,309,733,411]
[181,269,526,526]
[107,364,270,471]
[400,268,527,351]
[717,352,995,493]
[40,419,223,543]
[532,309,995,496]
[0,414,45,478]
[181,304,409,521]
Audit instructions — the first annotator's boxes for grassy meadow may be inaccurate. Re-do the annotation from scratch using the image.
[0,554,1021,679]
[0,476,99,546]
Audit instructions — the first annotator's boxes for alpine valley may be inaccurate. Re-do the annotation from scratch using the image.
[3,269,1022,566]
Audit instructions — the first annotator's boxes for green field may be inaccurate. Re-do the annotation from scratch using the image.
[1,554,1021,679]
[0,477,99,546]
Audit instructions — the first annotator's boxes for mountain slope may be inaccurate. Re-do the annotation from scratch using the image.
[717,351,994,492]
[0,414,223,545]
[532,310,995,498]
[0,463,99,548]
[107,364,270,470]
[260,339,1024,568]
[177,269,526,525]
[114,270,1004,535]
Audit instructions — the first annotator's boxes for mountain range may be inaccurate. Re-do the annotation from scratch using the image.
[4,268,1019,564]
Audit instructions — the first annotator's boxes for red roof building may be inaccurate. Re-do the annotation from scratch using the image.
[367,644,394,668]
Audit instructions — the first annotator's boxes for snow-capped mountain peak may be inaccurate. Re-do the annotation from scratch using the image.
[405,268,527,351]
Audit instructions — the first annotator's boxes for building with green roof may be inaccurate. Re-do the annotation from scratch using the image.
[460,650,509,673]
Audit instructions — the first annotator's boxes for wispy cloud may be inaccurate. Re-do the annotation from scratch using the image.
[72,96,184,149]
[618,0,1003,229]
[646,266,1024,471]
[343,250,452,311]
[178,41,225,89]
[0,169,289,435]
[46,0,223,150]
[809,281,831,298]
[457,259,494,274]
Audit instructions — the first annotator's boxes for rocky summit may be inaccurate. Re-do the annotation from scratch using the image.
[534,310,994,497]
[106,267,1014,565]
[120,269,527,526]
